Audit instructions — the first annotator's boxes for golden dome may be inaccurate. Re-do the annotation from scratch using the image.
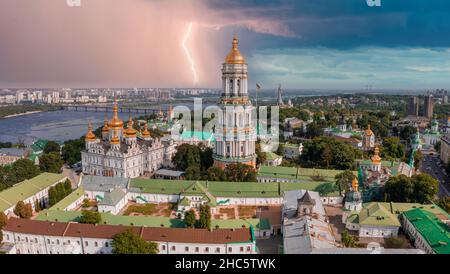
[110,128,120,145]
[365,124,374,136]
[85,122,97,142]
[141,122,151,138]
[102,115,110,133]
[225,35,246,64]
[351,177,359,192]
[124,116,137,138]
[371,146,382,164]
[108,98,124,129]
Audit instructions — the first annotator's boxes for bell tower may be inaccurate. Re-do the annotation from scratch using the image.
[213,36,257,170]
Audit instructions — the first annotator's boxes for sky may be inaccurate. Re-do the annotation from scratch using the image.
[1,0,450,90]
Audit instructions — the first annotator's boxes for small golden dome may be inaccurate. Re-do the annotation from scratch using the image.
[102,116,110,133]
[225,35,246,64]
[351,177,359,192]
[365,124,374,136]
[109,98,124,129]
[371,146,382,164]
[124,116,137,138]
[85,122,97,142]
[110,128,120,145]
[141,122,151,138]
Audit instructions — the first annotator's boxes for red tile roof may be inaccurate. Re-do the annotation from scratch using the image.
[4,218,253,244]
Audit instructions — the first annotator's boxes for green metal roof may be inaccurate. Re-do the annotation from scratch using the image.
[257,166,355,182]
[49,187,85,211]
[36,209,270,230]
[180,131,215,142]
[358,203,401,227]
[131,178,340,198]
[264,152,282,161]
[347,202,449,228]
[403,208,450,254]
[98,188,127,206]
[0,173,66,212]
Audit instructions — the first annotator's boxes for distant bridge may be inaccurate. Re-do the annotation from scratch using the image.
[60,105,168,115]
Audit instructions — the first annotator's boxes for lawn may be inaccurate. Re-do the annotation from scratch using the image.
[123,203,158,216]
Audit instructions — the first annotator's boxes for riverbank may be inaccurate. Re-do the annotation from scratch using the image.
[2,110,43,119]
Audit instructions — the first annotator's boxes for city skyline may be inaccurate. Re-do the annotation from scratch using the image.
[1,1,450,89]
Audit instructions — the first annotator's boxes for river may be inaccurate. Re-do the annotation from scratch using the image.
[0,111,142,145]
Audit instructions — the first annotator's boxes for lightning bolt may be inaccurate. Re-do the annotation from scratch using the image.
[182,22,199,85]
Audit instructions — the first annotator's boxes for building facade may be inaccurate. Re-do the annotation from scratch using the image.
[81,100,176,178]
[2,218,256,254]
[213,36,257,169]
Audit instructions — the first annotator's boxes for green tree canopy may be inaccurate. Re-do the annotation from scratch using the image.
[43,141,61,154]
[381,137,405,160]
[13,201,32,219]
[61,138,85,165]
[335,170,356,196]
[205,166,226,181]
[79,210,102,224]
[39,152,64,173]
[172,144,201,171]
[112,229,159,254]
[184,209,196,228]
[384,174,438,203]
[185,166,201,180]
[224,163,257,182]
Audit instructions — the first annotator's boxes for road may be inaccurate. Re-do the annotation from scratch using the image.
[420,153,450,198]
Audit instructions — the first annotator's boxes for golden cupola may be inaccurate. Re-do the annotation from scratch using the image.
[141,122,151,139]
[85,122,97,142]
[102,115,110,133]
[108,98,124,129]
[110,128,120,145]
[124,116,137,138]
[371,146,382,164]
[351,177,359,192]
[225,35,246,64]
[365,124,374,136]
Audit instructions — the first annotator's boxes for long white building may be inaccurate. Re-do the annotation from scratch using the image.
[2,218,256,254]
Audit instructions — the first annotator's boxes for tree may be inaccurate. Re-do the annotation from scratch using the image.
[43,141,61,154]
[185,166,201,180]
[413,150,423,170]
[13,201,25,218]
[63,179,72,196]
[341,230,358,247]
[112,229,159,254]
[384,174,438,203]
[381,137,405,160]
[82,199,91,208]
[437,197,450,214]
[197,205,211,229]
[34,199,41,212]
[184,209,196,228]
[255,142,267,166]
[79,210,102,224]
[306,122,324,138]
[39,152,64,173]
[7,159,41,186]
[172,144,201,171]
[384,237,408,249]
[400,126,417,141]
[224,163,257,182]
[0,212,7,229]
[335,170,356,196]
[48,186,58,206]
[411,173,438,203]
[13,201,32,219]
[315,183,338,196]
[61,138,85,165]
[384,175,414,203]
[199,145,214,171]
[205,166,226,181]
